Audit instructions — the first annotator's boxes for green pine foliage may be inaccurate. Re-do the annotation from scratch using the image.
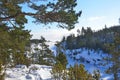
[52,39,94,80]
[68,63,92,80]
[31,36,55,66]
[9,27,31,66]
[0,0,80,78]
[39,37,55,66]
[56,52,68,69]
[51,62,94,80]
[0,1,81,80]
[0,25,31,79]
[51,62,64,80]
[0,0,81,30]
[51,50,68,80]
[64,26,120,51]
[105,33,120,80]
[0,26,11,66]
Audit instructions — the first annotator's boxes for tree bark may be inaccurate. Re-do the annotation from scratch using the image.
[114,73,118,80]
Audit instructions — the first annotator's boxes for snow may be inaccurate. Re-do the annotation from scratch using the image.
[64,48,113,80]
[5,46,115,80]
[5,64,52,80]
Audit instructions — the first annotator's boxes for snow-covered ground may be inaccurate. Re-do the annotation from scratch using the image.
[5,63,113,80]
[5,64,52,80]
[5,45,115,80]
[65,48,113,80]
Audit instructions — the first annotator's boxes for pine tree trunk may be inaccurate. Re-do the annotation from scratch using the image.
[114,73,118,80]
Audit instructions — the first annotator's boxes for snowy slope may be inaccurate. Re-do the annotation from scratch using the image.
[64,48,113,80]
[5,44,114,80]
[5,63,112,80]
[5,64,52,80]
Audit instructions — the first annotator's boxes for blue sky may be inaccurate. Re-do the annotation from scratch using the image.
[24,0,120,41]
[77,0,120,29]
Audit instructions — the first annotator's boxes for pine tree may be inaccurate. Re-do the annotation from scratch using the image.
[81,27,85,36]
[74,63,88,80]
[0,0,81,78]
[8,27,31,66]
[0,0,81,30]
[51,62,64,80]
[66,34,75,49]
[105,33,120,80]
[68,63,91,80]
[77,29,81,36]
[31,36,55,65]
[51,50,68,80]
[0,25,11,80]
[56,52,68,69]
[68,65,74,80]
[0,26,11,66]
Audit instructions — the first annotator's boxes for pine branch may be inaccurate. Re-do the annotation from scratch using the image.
[0,12,36,21]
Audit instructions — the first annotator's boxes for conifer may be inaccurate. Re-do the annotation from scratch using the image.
[105,33,120,80]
